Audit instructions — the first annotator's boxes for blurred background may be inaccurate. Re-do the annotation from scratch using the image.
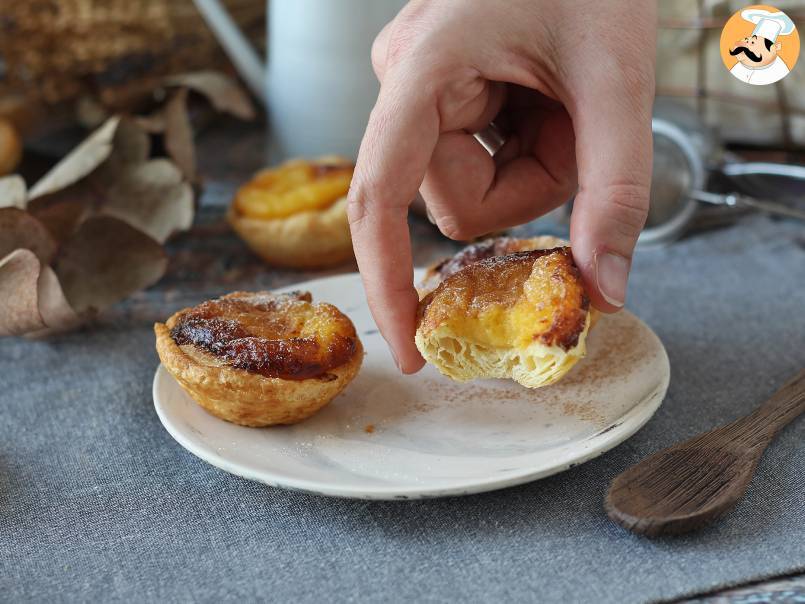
[1,1,803,158]
[0,0,803,329]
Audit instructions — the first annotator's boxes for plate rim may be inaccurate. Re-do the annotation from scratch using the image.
[152,271,670,500]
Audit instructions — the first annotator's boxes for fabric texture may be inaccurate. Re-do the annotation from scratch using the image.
[1,208,803,603]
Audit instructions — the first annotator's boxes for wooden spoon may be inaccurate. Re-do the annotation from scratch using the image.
[606,369,805,537]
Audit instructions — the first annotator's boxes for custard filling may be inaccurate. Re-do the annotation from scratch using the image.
[234,160,353,220]
[420,249,589,352]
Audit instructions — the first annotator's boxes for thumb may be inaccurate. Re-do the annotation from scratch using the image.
[568,75,653,312]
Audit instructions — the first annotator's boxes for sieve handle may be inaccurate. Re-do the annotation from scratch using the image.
[722,162,805,181]
[690,190,805,221]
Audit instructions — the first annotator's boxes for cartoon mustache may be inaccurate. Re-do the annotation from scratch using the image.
[730,45,763,62]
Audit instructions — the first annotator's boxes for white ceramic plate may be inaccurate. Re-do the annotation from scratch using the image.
[154,271,669,499]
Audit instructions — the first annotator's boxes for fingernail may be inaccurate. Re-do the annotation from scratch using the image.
[595,251,629,308]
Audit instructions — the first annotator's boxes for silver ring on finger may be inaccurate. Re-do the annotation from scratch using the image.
[473,121,507,157]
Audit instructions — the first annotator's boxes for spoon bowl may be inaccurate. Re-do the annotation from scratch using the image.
[606,369,805,537]
[607,445,760,536]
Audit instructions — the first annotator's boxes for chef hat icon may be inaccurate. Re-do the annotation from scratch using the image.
[741,8,796,42]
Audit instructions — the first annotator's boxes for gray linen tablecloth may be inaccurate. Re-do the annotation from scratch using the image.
[1,206,803,603]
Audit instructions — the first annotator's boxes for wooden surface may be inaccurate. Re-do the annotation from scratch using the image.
[606,370,805,536]
[121,117,804,603]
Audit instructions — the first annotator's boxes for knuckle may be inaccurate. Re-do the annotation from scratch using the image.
[346,182,373,228]
[381,6,443,72]
[618,62,655,105]
[601,183,649,237]
[434,215,476,242]
[346,196,368,230]
[370,32,388,78]
[579,53,654,119]
[384,23,419,69]
[347,178,409,230]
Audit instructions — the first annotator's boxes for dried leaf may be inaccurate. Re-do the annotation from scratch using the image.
[95,117,151,185]
[0,249,45,336]
[54,216,167,314]
[29,117,120,200]
[23,117,157,247]
[25,118,152,242]
[165,71,256,120]
[0,249,82,338]
[0,175,27,209]
[37,265,81,328]
[134,111,167,134]
[163,89,196,182]
[0,208,58,264]
[100,159,194,244]
[27,196,91,245]
[75,95,110,129]
[112,117,151,165]
[0,107,194,338]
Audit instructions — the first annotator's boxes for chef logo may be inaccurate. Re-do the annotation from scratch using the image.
[720,5,799,85]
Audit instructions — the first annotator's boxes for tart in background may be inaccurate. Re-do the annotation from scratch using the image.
[228,157,354,268]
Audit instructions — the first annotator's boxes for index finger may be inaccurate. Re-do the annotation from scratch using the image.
[347,73,440,373]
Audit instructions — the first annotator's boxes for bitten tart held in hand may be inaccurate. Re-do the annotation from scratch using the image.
[228,157,354,268]
[155,291,363,426]
[416,244,592,389]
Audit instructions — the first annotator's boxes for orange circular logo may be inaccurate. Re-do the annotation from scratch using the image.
[720,4,799,85]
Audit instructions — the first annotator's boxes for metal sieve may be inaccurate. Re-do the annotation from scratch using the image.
[641,118,805,245]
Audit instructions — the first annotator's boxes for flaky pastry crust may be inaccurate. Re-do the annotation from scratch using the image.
[155,291,363,426]
[228,197,352,269]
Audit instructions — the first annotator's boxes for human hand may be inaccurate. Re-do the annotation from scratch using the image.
[347,0,656,373]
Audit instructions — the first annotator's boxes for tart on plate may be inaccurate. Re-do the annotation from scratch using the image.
[228,157,354,268]
[416,238,593,389]
[155,290,363,426]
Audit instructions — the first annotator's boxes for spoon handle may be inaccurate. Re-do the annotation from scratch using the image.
[740,369,805,442]
[688,190,805,221]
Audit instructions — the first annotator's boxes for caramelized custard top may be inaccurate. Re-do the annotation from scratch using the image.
[430,237,531,283]
[234,159,354,220]
[417,248,590,351]
[169,291,358,380]
[418,236,566,296]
